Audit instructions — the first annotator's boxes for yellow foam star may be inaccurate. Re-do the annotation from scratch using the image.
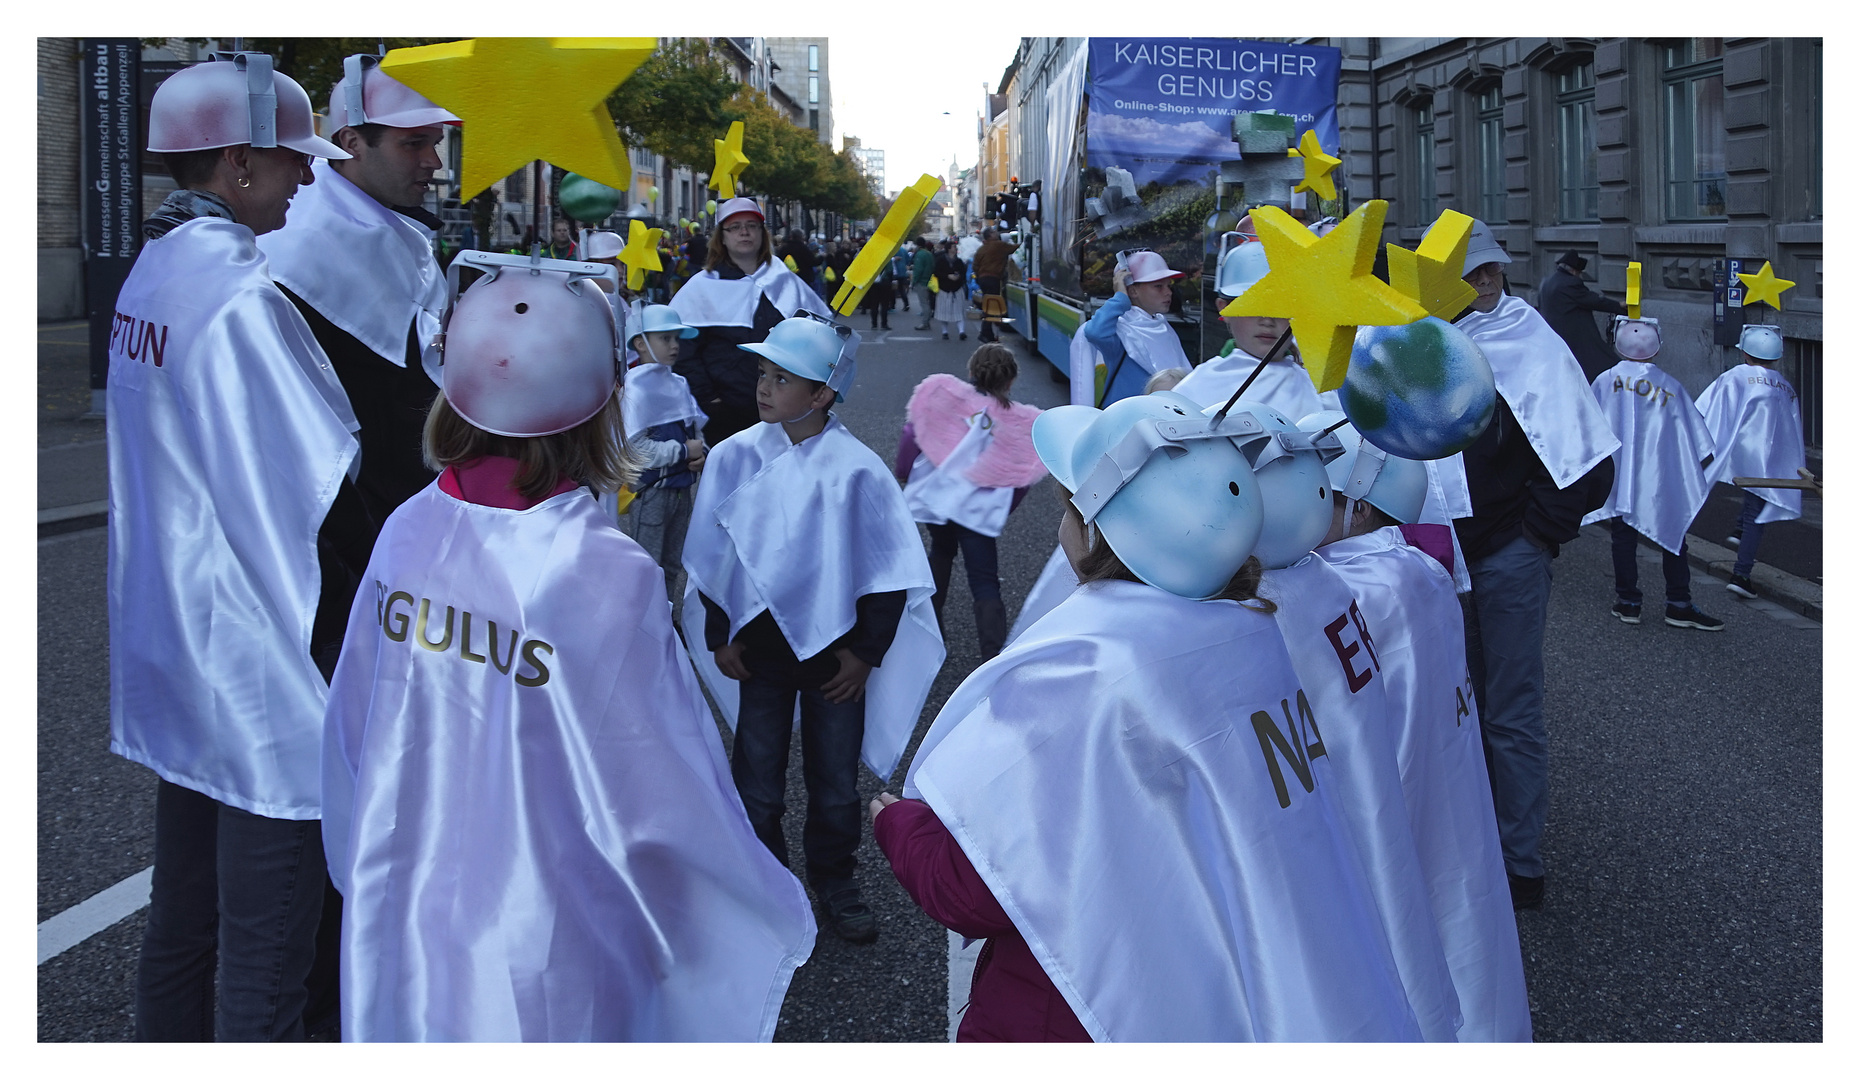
[1736,261,1796,311]
[1222,200,1426,393]
[1288,128,1342,202]
[381,38,654,201]
[1385,209,1478,319]
[833,174,944,314]
[1625,261,1642,320]
[709,121,750,200]
[618,218,663,291]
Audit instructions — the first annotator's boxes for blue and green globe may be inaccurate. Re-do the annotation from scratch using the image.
[1339,317,1496,460]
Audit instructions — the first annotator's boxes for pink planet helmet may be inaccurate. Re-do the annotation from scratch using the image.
[323,54,460,135]
[441,254,621,437]
[147,53,347,159]
[1612,316,1663,361]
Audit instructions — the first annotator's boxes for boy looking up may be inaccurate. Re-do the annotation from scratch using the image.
[681,314,945,945]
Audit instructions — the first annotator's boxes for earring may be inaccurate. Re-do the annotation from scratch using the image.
[236,176,251,189]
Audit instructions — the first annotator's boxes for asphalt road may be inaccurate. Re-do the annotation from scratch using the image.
[37,312,1820,1041]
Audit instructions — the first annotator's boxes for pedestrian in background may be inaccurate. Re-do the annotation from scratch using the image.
[1536,251,1627,382]
[912,236,936,330]
[933,239,969,341]
[970,228,1018,343]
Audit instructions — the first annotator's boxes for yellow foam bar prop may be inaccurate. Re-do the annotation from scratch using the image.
[832,173,944,315]
[1625,261,1642,320]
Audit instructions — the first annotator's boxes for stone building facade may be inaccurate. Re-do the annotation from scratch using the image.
[39,37,83,320]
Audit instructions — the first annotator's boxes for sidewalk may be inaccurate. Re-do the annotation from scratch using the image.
[37,317,1822,620]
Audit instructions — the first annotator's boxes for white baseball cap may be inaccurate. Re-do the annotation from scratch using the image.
[147,53,348,160]
[717,197,765,223]
[1123,250,1184,284]
[323,54,459,135]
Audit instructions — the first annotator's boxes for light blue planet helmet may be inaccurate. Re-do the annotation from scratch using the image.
[1206,402,1344,569]
[1215,239,1270,300]
[738,311,860,402]
[1035,392,1269,599]
[1300,410,1429,525]
[1739,323,1783,361]
[636,304,699,339]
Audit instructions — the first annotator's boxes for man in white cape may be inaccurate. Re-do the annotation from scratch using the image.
[1308,415,1532,1041]
[680,315,944,943]
[1444,218,1619,911]
[110,55,360,1040]
[1696,323,1807,598]
[256,55,457,529]
[1585,316,1723,629]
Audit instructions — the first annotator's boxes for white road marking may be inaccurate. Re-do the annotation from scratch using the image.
[39,500,108,524]
[39,866,153,965]
[885,336,934,342]
[947,929,979,1041]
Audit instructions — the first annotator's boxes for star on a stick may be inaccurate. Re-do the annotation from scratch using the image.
[710,121,750,200]
[1222,200,1426,393]
[618,218,663,291]
[1288,128,1342,202]
[380,38,654,201]
[1385,209,1478,319]
[1737,261,1796,311]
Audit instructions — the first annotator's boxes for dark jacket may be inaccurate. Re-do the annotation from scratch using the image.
[912,247,936,287]
[674,261,786,443]
[971,238,1018,280]
[700,590,906,688]
[934,253,967,295]
[1536,267,1628,382]
[875,799,1091,1042]
[1454,393,1615,561]
[776,238,817,282]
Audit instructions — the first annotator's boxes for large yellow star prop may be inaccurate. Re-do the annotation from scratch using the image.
[833,173,944,314]
[1625,261,1642,319]
[618,218,662,291]
[1737,260,1795,311]
[1288,128,1342,202]
[1222,200,1426,393]
[1385,209,1478,319]
[380,38,654,201]
[710,121,750,200]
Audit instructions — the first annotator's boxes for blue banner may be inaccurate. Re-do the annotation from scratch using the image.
[1087,38,1342,186]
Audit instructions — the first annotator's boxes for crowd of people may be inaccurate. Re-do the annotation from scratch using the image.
[104,50,1805,1043]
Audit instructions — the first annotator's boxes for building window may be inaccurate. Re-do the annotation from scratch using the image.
[1555,62,1599,222]
[1789,338,1822,452]
[1662,39,1726,221]
[809,108,820,133]
[1476,85,1505,224]
[1413,99,1436,223]
[808,44,818,72]
[808,76,819,105]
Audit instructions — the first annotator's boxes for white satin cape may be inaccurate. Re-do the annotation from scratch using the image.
[321,484,815,1041]
[108,216,360,819]
[1420,455,1475,593]
[256,160,446,382]
[1583,360,1717,553]
[621,361,708,436]
[680,416,945,781]
[1067,304,1189,407]
[903,415,1015,537]
[1259,555,1463,1041]
[1696,363,1805,524]
[1174,351,1323,419]
[669,258,831,328]
[904,581,1424,1041]
[1456,295,1620,489]
[1318,528,1531,1042]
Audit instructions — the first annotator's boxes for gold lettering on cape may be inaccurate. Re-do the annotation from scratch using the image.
[376,587,552,687]
[382,591,414,642]
[459,611,487,664]
[415,598,455,652]
[515,639,554,687]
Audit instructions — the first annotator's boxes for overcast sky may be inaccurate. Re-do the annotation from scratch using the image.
[827,32,1024,197]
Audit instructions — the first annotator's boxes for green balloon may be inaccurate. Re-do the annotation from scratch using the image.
[558,173,623,223]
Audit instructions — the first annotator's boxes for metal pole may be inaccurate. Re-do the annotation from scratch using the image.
[531,160,544,255]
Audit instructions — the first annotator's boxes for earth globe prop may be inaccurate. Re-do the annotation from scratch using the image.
[1338,316,1496,461]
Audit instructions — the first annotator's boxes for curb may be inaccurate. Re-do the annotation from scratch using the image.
[1598,522,1821,622]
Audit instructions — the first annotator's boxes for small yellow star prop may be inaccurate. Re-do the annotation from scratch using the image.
[833,173,944,314]
[710,121,750,200]
[1625,261,1642,320]
[1736,261,1795,311]
[618,218,663,291]
[380,38,654,201]
[1222,200,1426,393]
[1385,209,1478,319]
[1287,128,1342,202]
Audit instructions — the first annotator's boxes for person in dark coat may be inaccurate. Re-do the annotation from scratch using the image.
[1536,251,1627,381]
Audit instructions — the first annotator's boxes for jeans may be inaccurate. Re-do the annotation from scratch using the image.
[618,481,694,614]
[1464,534,1554,879]
[1610,517,1690,605]
[731,675,867,895]
[135,780,328,1041]
[913,286,934,327]
[1732,491,1768,578]
[927,522,1007,658]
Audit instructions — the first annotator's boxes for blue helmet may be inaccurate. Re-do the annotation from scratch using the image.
[1300,410,1429,526]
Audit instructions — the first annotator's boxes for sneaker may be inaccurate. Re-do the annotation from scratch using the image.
[1508,872,1544,911]
[1665,604,1725,631]
[959,332,967,341]
[942,332,949,340]
[819,887,878,944]
[1726,574,1757,599]
[1611,602,1642,624]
